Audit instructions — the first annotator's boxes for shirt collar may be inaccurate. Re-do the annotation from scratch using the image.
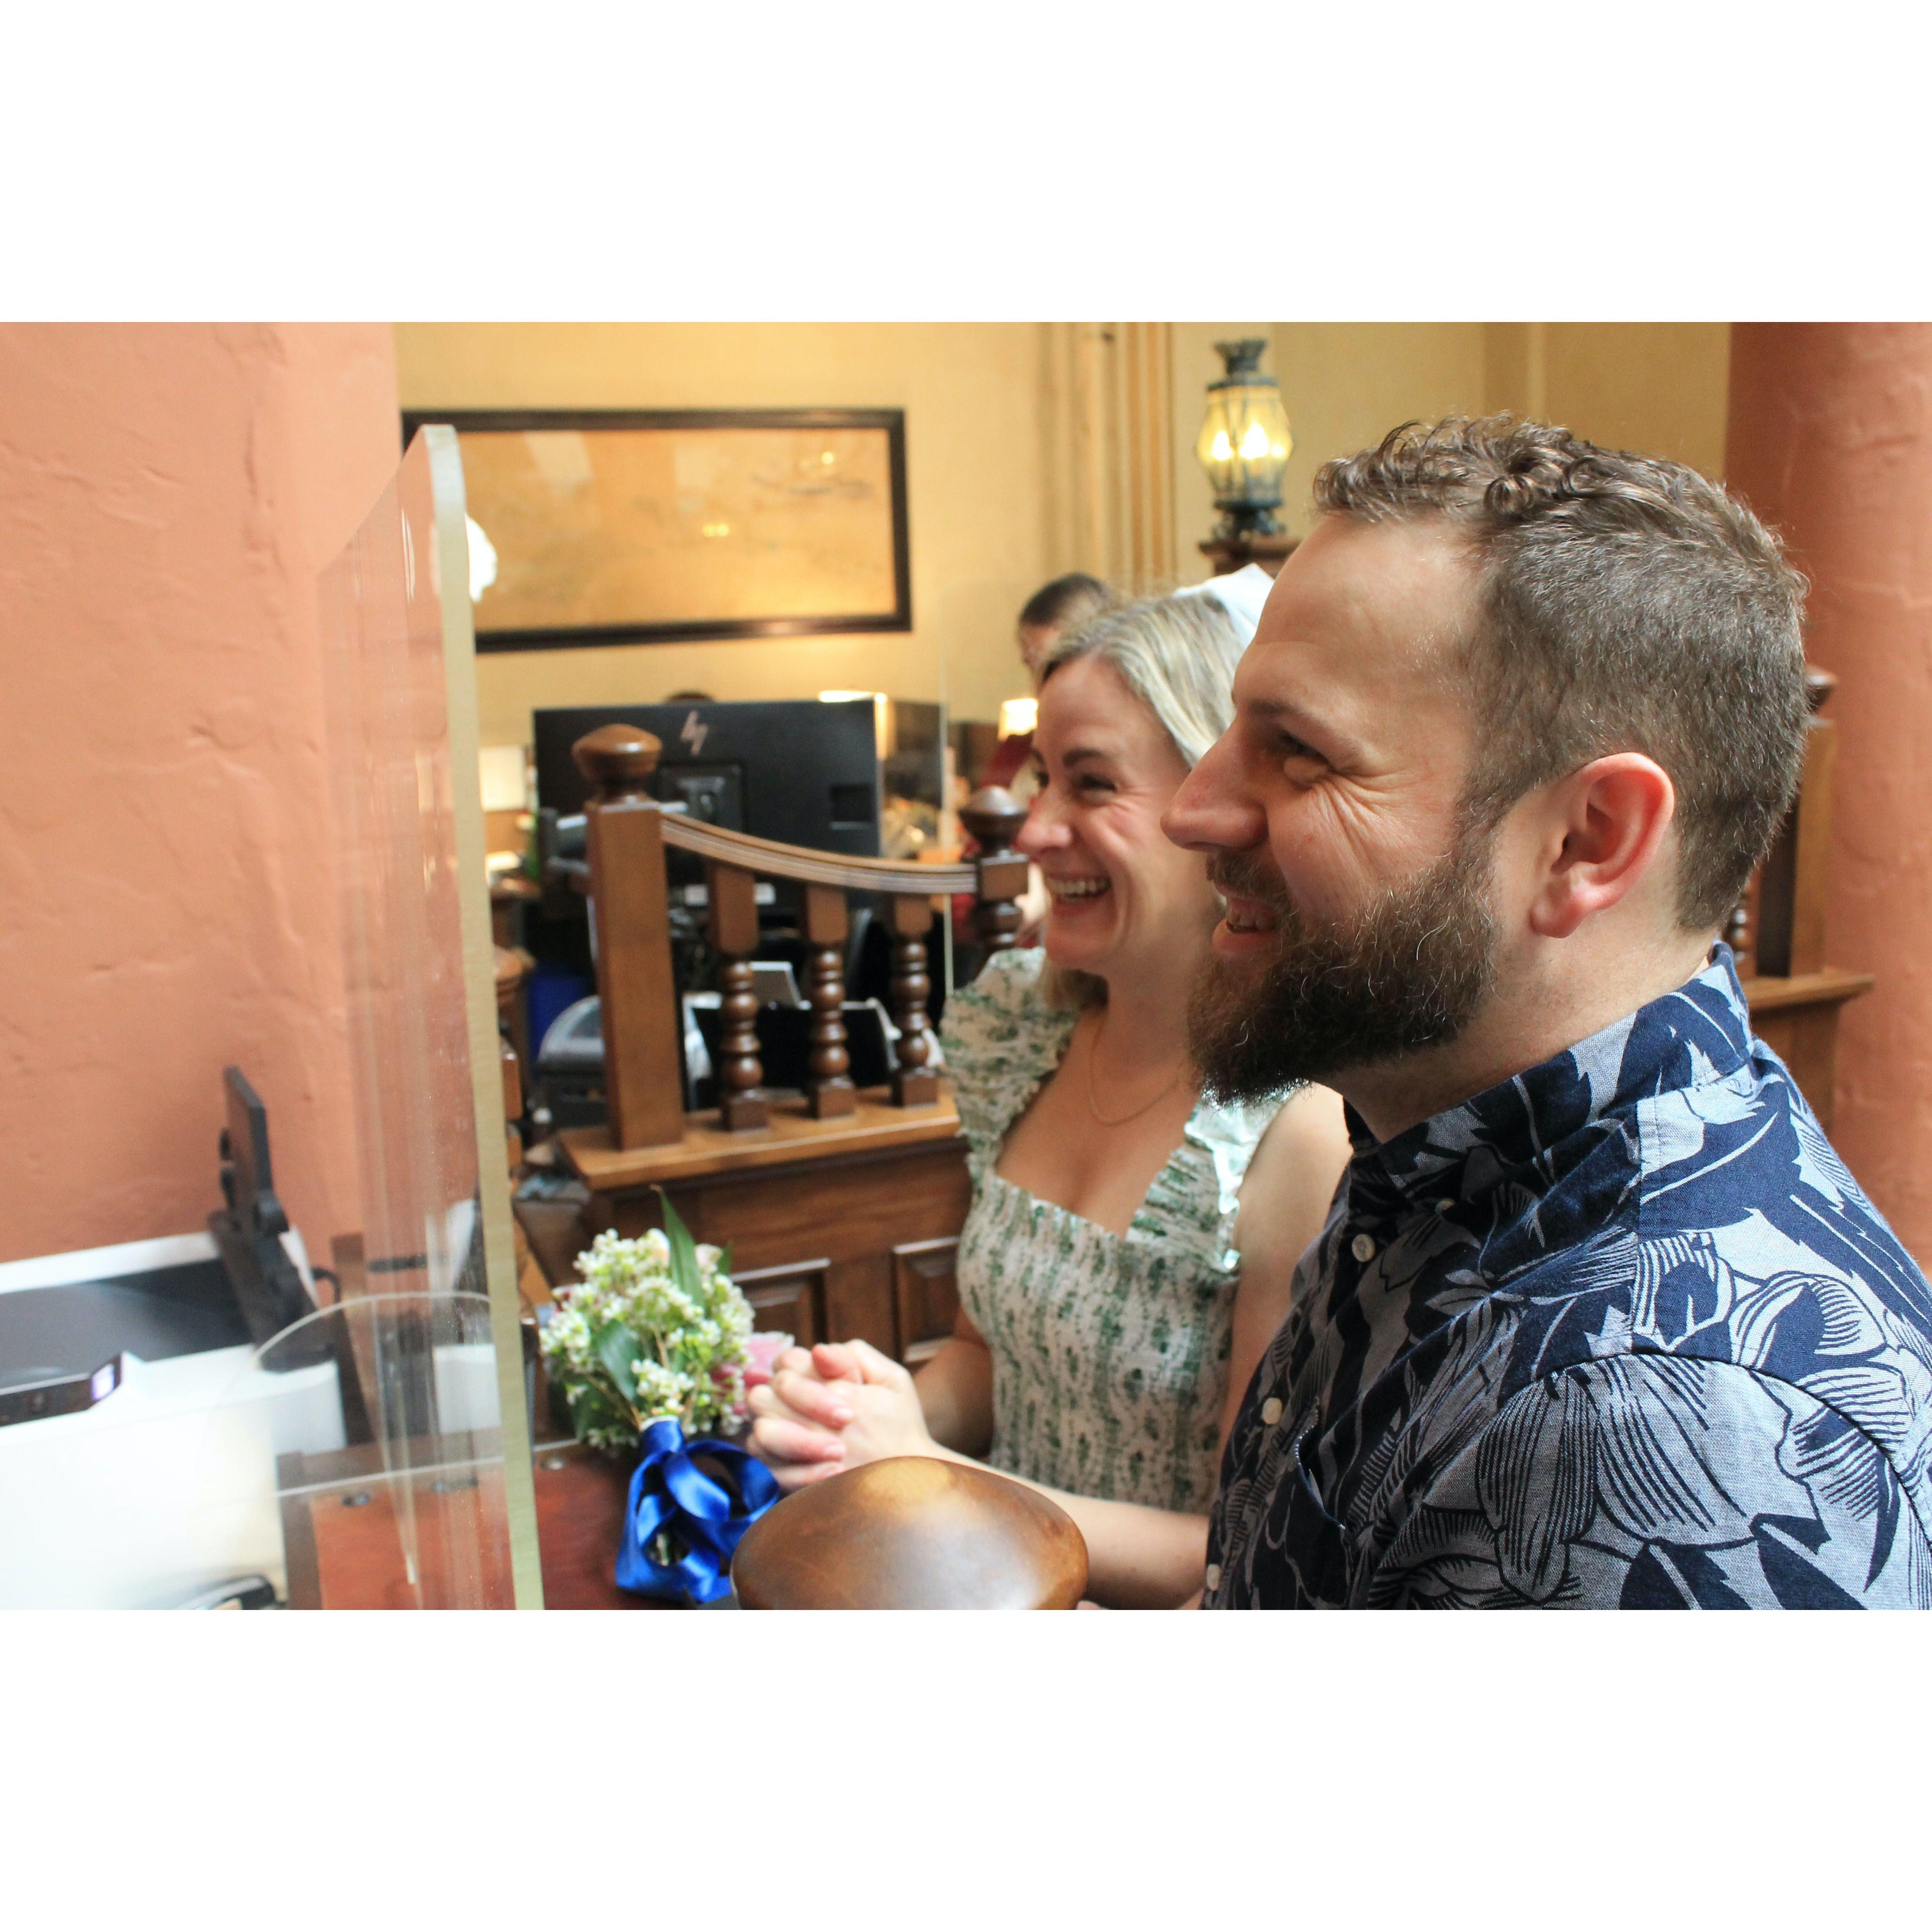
[1345,944,1755,1213]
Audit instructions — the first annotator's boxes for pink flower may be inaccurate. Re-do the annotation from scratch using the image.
[742,1330,794,1390]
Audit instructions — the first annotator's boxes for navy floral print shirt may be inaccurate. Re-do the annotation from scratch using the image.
[1205,947,1932,1609]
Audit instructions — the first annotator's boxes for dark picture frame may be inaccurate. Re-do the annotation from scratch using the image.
[401,408,912,653]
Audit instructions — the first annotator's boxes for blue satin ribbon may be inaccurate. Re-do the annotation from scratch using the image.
[615,1416,779,1605]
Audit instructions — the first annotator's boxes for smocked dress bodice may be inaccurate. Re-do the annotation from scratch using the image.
[942,949,1286,1513]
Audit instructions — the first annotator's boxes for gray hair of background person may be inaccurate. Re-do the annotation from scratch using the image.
[1033,588,1252,1008]
[1038,588,1251,769]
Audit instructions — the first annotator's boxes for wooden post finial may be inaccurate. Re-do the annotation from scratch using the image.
[959,785,1027,857]
[961,786,1030,959]
[573,724,661,803]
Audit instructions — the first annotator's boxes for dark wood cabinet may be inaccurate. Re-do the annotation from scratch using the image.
[892,1236,961,1366]
[569,1096,971,1363]
[732,1256,829,1350]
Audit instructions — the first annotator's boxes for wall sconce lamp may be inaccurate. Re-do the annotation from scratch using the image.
[1195,338,1298,578]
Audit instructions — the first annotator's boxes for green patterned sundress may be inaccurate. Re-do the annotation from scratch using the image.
[942,948,1286,1514]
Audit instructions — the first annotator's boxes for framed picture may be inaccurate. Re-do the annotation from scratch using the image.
[402,408,912,653]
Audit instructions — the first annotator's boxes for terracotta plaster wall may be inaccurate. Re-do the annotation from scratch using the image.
[1724,323,1932,1262]
[0,324,401,1264]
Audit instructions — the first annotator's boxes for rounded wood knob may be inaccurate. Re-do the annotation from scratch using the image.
[959,785,1027,857]
[731,1456,1089,1609]
[573,724,661,801]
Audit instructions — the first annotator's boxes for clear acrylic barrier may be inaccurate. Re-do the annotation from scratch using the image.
[317,426,540,1606]
[0,431,537,1609]
[256,1294,513,1609]
[0,1293,508,1609]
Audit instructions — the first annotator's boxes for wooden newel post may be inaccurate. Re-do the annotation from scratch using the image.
[707,859,768,1132]
[573,725,684,1152]
[960,786,1029,956]
[888,892,940,1107]
[803,883,857,1119]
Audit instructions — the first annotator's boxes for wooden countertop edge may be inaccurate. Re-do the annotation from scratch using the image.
[1741,966,1876,1013]
[560,1084,965,1188]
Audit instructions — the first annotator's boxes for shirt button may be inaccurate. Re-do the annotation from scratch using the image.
[1435,1198,1457,1216]
[1351,1232,1378,1264]
[1260,1396,1283,1426]
[1204,1563,1222,1592]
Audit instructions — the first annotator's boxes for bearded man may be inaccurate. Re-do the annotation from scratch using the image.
[1164,415,1932,1610]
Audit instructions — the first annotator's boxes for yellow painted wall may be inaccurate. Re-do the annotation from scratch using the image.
[1485,322,1730,478]
[393,323,1056,744]
[400,321,1734,757]
[1170,323,1728,561]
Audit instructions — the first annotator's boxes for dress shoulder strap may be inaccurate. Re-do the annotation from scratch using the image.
[1132,1088,1297,1274]
[939,948,1076,1171]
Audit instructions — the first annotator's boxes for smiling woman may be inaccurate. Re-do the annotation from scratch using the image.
[747,589,1354,1607]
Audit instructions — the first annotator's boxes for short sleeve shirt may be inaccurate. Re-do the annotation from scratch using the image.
[1205,946,1932,1609]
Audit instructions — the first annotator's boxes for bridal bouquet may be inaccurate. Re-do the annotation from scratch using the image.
[541,1196,754,1454]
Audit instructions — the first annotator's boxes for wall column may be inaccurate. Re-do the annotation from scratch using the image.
[1724,324,1932,1261]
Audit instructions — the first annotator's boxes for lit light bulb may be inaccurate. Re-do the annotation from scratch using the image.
[1211,430,1234,463]
[1240,421,1273,460]
[998,697,1037,739]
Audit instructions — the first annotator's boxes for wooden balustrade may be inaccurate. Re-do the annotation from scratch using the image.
[570,725,1029,1150]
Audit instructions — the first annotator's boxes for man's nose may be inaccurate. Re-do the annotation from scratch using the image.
[1162,738,1264,853]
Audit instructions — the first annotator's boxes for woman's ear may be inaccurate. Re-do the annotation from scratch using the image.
[1527,753,1677,941]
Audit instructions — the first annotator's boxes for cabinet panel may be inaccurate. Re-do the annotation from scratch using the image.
[733,1258,828,1349]
[892,1236,960,1366]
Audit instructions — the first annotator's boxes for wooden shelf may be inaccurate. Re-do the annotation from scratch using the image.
[560,1081,963,1192]
[1740,966,1874,1013]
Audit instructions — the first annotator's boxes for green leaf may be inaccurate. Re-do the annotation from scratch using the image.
[567,1381,622,1440]
[591,1318,639,1405]
[656,1187,702,1300]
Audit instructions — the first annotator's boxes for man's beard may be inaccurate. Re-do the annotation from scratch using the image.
[1188,823,1500,1104]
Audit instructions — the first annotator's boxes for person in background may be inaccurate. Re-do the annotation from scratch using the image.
[750,589,1353,1606]
[984,573,1114,790]
[1166,415,1932,1608]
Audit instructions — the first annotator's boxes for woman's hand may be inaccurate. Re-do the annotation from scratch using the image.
[745,1345,854,1492]
[748,1340,945,1490]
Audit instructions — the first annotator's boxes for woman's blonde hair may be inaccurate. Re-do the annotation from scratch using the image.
[1033,587,1251,1010]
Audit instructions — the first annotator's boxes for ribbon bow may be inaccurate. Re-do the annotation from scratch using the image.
[616,1417,779,1605]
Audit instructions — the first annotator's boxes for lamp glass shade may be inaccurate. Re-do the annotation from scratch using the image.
[1195,339,1293,533]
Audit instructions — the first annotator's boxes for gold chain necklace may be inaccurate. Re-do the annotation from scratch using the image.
[1083,1010,1190,1127]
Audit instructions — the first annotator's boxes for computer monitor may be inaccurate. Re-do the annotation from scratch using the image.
[533,697,886,857]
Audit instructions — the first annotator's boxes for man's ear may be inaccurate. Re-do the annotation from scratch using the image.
[1527,753,1677,941]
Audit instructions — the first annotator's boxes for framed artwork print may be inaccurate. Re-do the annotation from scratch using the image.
[401,408,912,653]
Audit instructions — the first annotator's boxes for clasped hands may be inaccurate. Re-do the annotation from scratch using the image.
[746,1339,944,1493]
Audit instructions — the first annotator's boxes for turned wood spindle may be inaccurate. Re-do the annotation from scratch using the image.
[888,892,940,1107]
[571,724,684,1151]
[803,882,857,1119]
[959,785,1030,956]
[708,859,767,1132]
